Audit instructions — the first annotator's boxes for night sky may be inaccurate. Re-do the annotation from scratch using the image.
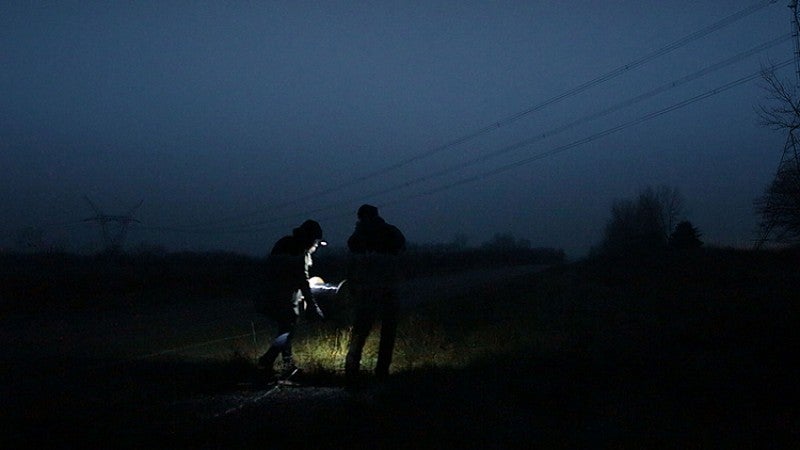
[1,1,793,258]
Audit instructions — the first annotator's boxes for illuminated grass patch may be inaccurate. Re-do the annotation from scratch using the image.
[284,307,549,374]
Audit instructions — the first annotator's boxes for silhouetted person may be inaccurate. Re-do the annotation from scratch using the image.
[345,204,406,381]
[257,219,325,378]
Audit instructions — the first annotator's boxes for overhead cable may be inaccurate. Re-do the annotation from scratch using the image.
[172,0,777,230]
[137,39,789,234]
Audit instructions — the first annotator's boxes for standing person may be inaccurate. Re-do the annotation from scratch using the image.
[257,219,325,378]
[345,204,406,381]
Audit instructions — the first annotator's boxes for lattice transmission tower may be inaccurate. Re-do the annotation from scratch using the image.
[755,1,800,248]
[83,196,142,253]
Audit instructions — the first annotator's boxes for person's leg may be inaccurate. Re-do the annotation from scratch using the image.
[258,309,296,372]
[279,313,298,372]
[345,288,376,377]
[257,344,280,370]
[375,289,398,379]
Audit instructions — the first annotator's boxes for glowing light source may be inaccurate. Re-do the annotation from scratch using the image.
[308,276,345,293]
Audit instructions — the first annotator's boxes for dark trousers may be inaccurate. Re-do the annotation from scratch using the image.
[345,285,398,377]
[259,307,298,370]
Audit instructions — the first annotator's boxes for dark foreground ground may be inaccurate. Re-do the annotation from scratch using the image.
[2,248,799,448]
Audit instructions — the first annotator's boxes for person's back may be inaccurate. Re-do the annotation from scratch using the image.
[266,235,308,293]
[347,212,405,285]
[347,214,405,255]
[345,205,405,381]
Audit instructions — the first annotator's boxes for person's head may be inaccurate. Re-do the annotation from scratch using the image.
[357,204,379,221]
[308,239,326,254]
[293,219,323,249]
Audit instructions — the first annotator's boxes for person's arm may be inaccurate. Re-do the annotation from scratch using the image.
[347,225,367,254]
[300,254,324,319]
[299,281,324,319]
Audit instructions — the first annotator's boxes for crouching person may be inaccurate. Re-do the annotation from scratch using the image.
[257,219,325,379]
[345,204,406,382]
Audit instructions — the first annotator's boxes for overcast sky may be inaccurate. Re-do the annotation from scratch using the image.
[1,1,794,258]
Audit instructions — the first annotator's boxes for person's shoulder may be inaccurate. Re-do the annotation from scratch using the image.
[385,223,404,238]
[383,223,405,252]
[270,235,300,255]
[385,222,403,233]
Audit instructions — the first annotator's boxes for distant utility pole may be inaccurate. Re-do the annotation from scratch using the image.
[83,196,142,253]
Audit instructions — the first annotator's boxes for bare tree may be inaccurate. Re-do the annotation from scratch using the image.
[755,152,800,242]
[757,67,800,132]
[669,220,703,250]
[600,185,684,255]
[654,185,684,239]
[755,67,800,244]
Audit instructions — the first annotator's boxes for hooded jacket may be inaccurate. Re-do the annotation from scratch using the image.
[259,220,322,316]
[347,215,405,284]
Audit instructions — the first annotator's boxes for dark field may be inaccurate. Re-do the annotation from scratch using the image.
[1,247,798,448]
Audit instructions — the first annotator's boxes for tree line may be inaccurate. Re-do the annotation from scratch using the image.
[595,67,800,256]
[594,185,703,258]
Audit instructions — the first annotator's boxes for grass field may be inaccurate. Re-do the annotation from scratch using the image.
[2,247,798,448]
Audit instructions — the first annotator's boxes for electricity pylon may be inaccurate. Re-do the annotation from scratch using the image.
[755,132,800,247]
[83,196,142,253]
[754,2,800,249]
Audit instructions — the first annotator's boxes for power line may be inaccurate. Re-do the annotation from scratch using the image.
[334,35,791,211]
[170,0,777,231]
[136,59,791,236]
[241,59,792,224]
[137,38,790,234]
[380,59,795,208]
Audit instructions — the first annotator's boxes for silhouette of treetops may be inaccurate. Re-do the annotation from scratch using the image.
[669,220,703,250]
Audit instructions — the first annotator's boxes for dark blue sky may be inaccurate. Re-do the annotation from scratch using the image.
[1,1,793,257]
